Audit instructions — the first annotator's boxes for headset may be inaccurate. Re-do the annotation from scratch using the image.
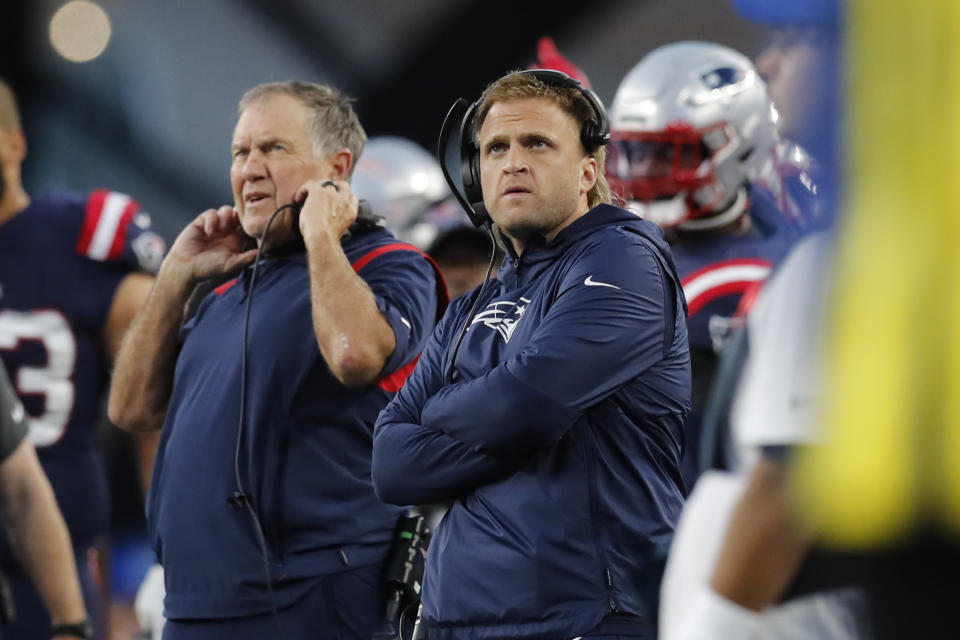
[434,70,611,387]
[437,69,611,229]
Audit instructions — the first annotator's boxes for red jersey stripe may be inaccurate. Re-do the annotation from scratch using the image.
[106,198,141,260]
[680,257,773,287]
[76,189,108,256]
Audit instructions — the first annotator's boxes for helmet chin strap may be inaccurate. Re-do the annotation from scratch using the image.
[677,187,748,232]
[625,194,688,227]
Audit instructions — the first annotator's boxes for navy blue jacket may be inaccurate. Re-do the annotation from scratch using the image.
[373,204,691,639]
[147,227,442,619]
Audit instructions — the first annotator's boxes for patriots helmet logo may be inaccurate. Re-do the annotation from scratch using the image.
[700,66,745,91]
[471,297,531,343]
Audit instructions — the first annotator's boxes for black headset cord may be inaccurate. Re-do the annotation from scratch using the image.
[444,223,499,384]
[232,202,296,640]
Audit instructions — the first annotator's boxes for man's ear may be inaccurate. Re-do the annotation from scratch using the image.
[579,154,597,196]
[328,149,353,181]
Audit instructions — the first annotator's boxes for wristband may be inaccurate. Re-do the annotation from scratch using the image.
[51,619,94,639]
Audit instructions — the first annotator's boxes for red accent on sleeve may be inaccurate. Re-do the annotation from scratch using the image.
[76,189,107,256]
[106,198,141,260]
[350,242,450,320]
[350,243,418,273]
[214,278,238,296]
[377,356,420,393]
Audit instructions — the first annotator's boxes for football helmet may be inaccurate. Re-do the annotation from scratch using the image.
[351,136,465,248]
[608,41,779,229]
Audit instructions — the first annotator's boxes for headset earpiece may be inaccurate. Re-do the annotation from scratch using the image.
[459,99,484,208]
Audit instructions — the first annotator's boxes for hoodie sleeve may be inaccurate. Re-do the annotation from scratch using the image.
[372,298,518,506]
[420,232,682,455]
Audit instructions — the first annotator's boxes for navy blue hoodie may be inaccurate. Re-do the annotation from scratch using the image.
[373,204,691,639]
[148,227,443,619]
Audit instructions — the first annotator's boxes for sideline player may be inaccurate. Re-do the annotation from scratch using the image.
[607,41,804,489]
[0,77,163,640]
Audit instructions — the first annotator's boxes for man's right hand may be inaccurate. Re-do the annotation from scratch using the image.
[162,206,259,286]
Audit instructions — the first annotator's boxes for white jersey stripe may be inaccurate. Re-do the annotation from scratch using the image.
[682,264,771,303]
[86,192,131,260]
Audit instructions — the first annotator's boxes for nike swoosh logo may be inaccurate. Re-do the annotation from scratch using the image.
[584,275,621,290]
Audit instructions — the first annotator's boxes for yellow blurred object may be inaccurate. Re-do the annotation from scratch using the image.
[795,0,960,546]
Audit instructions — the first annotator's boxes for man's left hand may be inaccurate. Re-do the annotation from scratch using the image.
[295,179,359,244]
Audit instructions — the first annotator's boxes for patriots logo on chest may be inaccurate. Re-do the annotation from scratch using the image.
[470,297,531,343]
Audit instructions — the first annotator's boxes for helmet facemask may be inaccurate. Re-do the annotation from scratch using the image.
[608,42,780,230]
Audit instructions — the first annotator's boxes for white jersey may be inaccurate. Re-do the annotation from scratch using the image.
[660,235,871,640]
[661,471,868,640]
[731,233,832,453]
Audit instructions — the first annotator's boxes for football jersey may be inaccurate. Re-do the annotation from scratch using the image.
[0,190,165,550]
[669,186,801,488]
[672,187,800,355]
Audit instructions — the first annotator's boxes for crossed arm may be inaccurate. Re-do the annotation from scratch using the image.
[374,240,672,505]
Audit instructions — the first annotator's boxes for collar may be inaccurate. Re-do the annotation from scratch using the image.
[498,203,663,275]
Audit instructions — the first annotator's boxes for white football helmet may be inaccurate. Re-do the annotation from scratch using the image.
[607,41,779,229]
[352,136,466,248]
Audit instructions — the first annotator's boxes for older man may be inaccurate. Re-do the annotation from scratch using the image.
[0,76,163,640]
[109,81,445,639]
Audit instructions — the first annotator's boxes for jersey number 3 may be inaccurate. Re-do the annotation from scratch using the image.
[0,310,76,447]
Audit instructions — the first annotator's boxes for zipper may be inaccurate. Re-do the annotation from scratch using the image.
[606,567,618,612]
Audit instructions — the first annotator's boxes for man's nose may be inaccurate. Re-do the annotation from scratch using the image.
[503,147,528,174]
[241,149,267,180]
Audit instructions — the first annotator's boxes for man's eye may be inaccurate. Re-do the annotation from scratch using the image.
[232,150,247,160]
[488,143,505,154]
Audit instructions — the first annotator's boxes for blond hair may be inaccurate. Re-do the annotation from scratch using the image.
[471,70,611,208]
[238,81,366,178]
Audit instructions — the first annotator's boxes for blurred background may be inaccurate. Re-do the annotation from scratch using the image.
[0,0,766,241]
[3,1,959,638]
[0,2,768,631]
[0,0,845,636]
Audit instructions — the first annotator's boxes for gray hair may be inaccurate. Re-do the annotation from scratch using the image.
[238,81,366,177]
